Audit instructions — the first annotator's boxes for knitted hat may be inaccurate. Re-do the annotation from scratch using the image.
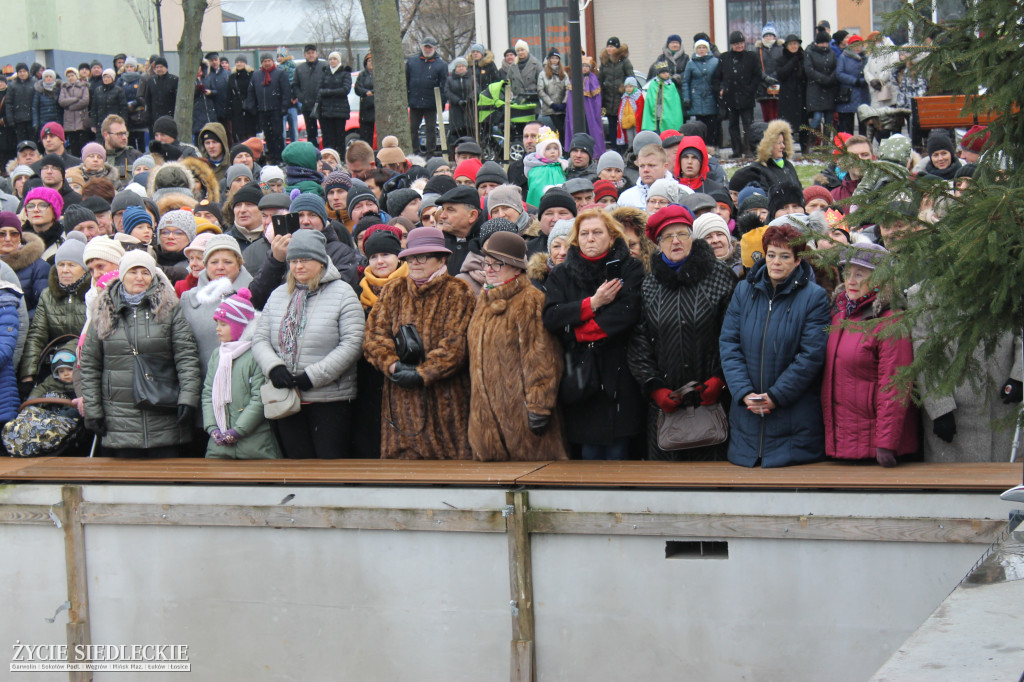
[195,198,224,226]
[152,56,169,68]
[37,153,66,172]
[194,216,221,234]
[184,232,215,257]
[157,209,198,242]
[454,158,483,183]
[694,39,711,51]
[228,144,253,165]
[482,231,528,270]
[470,43,486,54]
[364,230,402,258]
[10,165,34,181]
[203,233,243,263]
[260,165,286,184]
[847,34,863,45]
[83,236,125,265]
[281,141,318,171]
[667,34,682,46]
[710,189,735,217]
[399,227,451,258]
[569,132,595,157]
[346,182,379,216]
[213,288,256,342]
[538,189,577,218]
[0,212,21,234]
[450,57,468,70]
[547,219,574,251]
[82,196,111,216]
[596,151,625,173]
[290,193,328,226]
[514,40,529,52]
[593,180,618,202]
[632,130,661,155]
[475,161,508,187]
[961,125,990,154]
[63,204,97,232]
[802,185,833,207]
[118,248,158,279]
[54,238,87,270]
[833,30,849,44]
[767,182,805,218]
[693,213,731,241]
[737,185,768,212]
[286,229,329,266]
[607,37,621,48]
[242,137,265,160]
[648,178,683,203]
[40,122,65,143]
[153,115,178,139]
[81,142,106,161]
[122,205,154,237]
[386,188,421,217]
[425,157,450,176]
[926,130,956,156]
[111,190,146,216]
[479,217,519,243]
[815,30,831,44]
[646,204,694,242]
[376,136,407,166]
[322,169,352,193]
[24,187,64,219]
[227,164,254,185]
[486,184,523,215]
[762,23,777,37]
[132,155,155,173]
[232,183,264,208]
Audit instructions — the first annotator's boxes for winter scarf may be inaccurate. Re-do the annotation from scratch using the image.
[59,272,90,296]
[359,262,409,308]
[212,340,252,432]
[279,285,310,369]
[262,62,276,86]
[412,263,447,287]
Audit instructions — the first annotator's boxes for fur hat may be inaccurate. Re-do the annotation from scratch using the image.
[148,162,195,204]
[213,288,257,342]
[83,236,125,266]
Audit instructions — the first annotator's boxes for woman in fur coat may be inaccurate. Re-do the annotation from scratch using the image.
[363,227,476,459]
[468,232,566,461]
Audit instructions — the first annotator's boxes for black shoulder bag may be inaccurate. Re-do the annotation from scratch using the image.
[123,319,179,411]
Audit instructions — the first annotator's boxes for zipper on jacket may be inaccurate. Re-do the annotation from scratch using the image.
[132,310,149,449]
[757,296,773,465]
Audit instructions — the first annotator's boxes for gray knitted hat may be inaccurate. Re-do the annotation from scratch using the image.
[286,229,328,266]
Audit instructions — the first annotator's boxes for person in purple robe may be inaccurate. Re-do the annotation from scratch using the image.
[565,56,607,158]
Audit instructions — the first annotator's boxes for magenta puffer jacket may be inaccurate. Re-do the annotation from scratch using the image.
[821,291,918,459]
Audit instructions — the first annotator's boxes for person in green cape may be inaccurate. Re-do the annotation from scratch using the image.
[524,127,568,207]
[642,62,684,133]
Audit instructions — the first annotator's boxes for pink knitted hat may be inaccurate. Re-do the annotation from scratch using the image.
[212,287,256,341]
[24,186,64,219]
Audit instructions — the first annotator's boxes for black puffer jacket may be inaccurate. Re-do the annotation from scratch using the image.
[354,69,374,121]
[90,82,128,128]
[5,77,35,124]
[318,66,352,120]
[145,72,179,122]
[804,44,838,113]
[713,49,764,110]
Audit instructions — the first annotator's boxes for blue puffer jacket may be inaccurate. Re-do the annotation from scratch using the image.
[719,258,831,467]
[835,49,869,113]
[32,82,63,130]
[0,283,24,421]
[406,53,448,109]
[682,54,719,116]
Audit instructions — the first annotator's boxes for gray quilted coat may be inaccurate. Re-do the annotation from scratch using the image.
[252,261,365,402]
[180,268,254,377]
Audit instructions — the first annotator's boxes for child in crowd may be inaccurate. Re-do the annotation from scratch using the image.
[121,205,154,245]
[642,61,683,133]
[524,127,568,207]
[175,233,214,298]
[29,344,78,401]
[202,288,281,460]
[616,77,644,147]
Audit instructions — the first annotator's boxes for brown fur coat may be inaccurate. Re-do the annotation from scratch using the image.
[467,274,566,461]
[363,271,476,459]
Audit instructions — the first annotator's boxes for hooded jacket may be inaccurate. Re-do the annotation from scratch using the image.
[197,122,232,182]
[0,232,49,314]
[19,265,89,378]
[804,44,839,113]
[751,119,802,189]
[674,136,724,194]
[719,258,831,467]
[599,44,634,112]
[470,50,500,92]
[59,80,92,132]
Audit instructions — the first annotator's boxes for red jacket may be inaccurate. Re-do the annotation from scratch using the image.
[821,292,918,459]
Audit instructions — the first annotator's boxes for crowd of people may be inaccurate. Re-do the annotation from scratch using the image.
[0,26,1014,467]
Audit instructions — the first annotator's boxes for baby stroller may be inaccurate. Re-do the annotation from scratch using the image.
[2,336,88,457]
[477,80,538,162]
[858,104,912,145]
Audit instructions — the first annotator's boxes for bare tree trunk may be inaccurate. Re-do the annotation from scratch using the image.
[359,0,412,151]
[174,0,208,143]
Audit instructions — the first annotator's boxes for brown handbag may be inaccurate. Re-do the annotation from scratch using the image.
[656,382,728,451]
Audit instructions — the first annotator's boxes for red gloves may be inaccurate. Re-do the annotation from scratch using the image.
[651,388,681,413]
[698,377,725,406]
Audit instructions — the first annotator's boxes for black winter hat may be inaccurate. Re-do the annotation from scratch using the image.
[438,185,482,210]
[153,115,178,139]
[232,183,264,207]
[62,204,97,232]
[546,48,561,60]
[693,33,712,44]
[832,30,849,45]
[37,154,66,173]
[363,229,402,257]
[926,129,956,156]
[954,163,976,180]
[15,63,28,74]
[424,173,457,196]
[569,132,595,158]
[229,144,253,164]
[729,31,745,44]
[386,188,421,217]
[152,56,169,68]
[815,30,831,44]
[681,120,709,141]
[196,198,224,225]
[347,181,379,216]
[728,165,765,193]
[767,181,805,218]
[479,217,519,242]
[607,37,621,48]
[475,161,508,187]
[82,196,111,215]
[538,189,577,218]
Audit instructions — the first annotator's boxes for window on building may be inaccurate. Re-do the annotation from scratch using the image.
[726,0,800,47]
[508,0,569,62]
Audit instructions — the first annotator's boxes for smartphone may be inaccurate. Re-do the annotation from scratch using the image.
[605,259,622,281]
[749,395,766,403]
[272,213,301,237]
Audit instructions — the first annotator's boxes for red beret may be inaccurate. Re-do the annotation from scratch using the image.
[646,204,693,242]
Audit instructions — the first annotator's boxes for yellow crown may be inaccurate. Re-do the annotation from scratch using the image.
[535,126,562,156]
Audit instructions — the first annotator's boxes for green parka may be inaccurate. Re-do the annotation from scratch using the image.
[202,345,282,459]
[79,276,202,450]
[19,267,89,379]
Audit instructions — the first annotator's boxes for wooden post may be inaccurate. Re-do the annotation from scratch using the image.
[62,485,92,682]
[434,86,450,161]
[506,491,535,682]
[503,82,512,168]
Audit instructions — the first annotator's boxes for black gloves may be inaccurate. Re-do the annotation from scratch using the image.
[293,372,314,391]
[391,363,424,389]
[870,79,882,90]
[528,412,549,436]
[1001,378,1022,404]
[932,412,957,443]
[177,404,194,425]
[269,366,296,389]
[86,418,107,436]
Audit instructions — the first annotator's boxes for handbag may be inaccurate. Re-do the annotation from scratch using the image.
[123,326,179,411]
[261,383,301,420]
[656,382,728,451]
[558,343,601,404]
[837,86,852,104]
[394,324,425,365]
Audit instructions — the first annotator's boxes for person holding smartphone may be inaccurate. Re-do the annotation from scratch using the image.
[543,209,645,460]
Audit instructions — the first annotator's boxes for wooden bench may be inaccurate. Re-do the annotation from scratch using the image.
[912,94,999,141]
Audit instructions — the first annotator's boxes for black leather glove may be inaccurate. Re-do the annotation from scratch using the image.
[1001,378,1023,404]
[391,367,424,389]
[293,372,314,391]
[177,404,194,425]
[86,418,107,436]
[932,411,957,443]
[870,79,882,90]
[528,412,549,436]
[269,365,296,389]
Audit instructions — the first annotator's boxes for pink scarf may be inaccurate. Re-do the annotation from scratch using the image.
[212,340,252,432]
[412,263,447,287]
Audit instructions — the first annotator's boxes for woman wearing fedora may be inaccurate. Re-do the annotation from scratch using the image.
[467,232,566,461]
[363,227,476,459]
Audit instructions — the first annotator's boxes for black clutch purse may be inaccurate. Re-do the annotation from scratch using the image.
[394,324,425,365]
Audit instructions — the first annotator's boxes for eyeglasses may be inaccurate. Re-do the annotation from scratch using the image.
[647,198,670,209]
[0,230,20,241]
[108,130,128,137]
[483,259,505,271]
[25,202,50,211]
[161,229,187,238]
[659,230,691,244]
[289,258,315,265]
[406,254,433,264]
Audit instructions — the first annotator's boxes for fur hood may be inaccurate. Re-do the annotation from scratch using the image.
[521,218,543,239]
[755,38,784,50]
[562,238,631,292]
[92,276,179,340]
[148,161,196,205]
[180,156,221,204]
[0,231,45,271]
[156,193,198,216]
[600,45,630,65]
[470,50,495,68]
[46,264,90,300]
[756,119,794,164]
[527,251,551,283]
[33,80,59,96]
